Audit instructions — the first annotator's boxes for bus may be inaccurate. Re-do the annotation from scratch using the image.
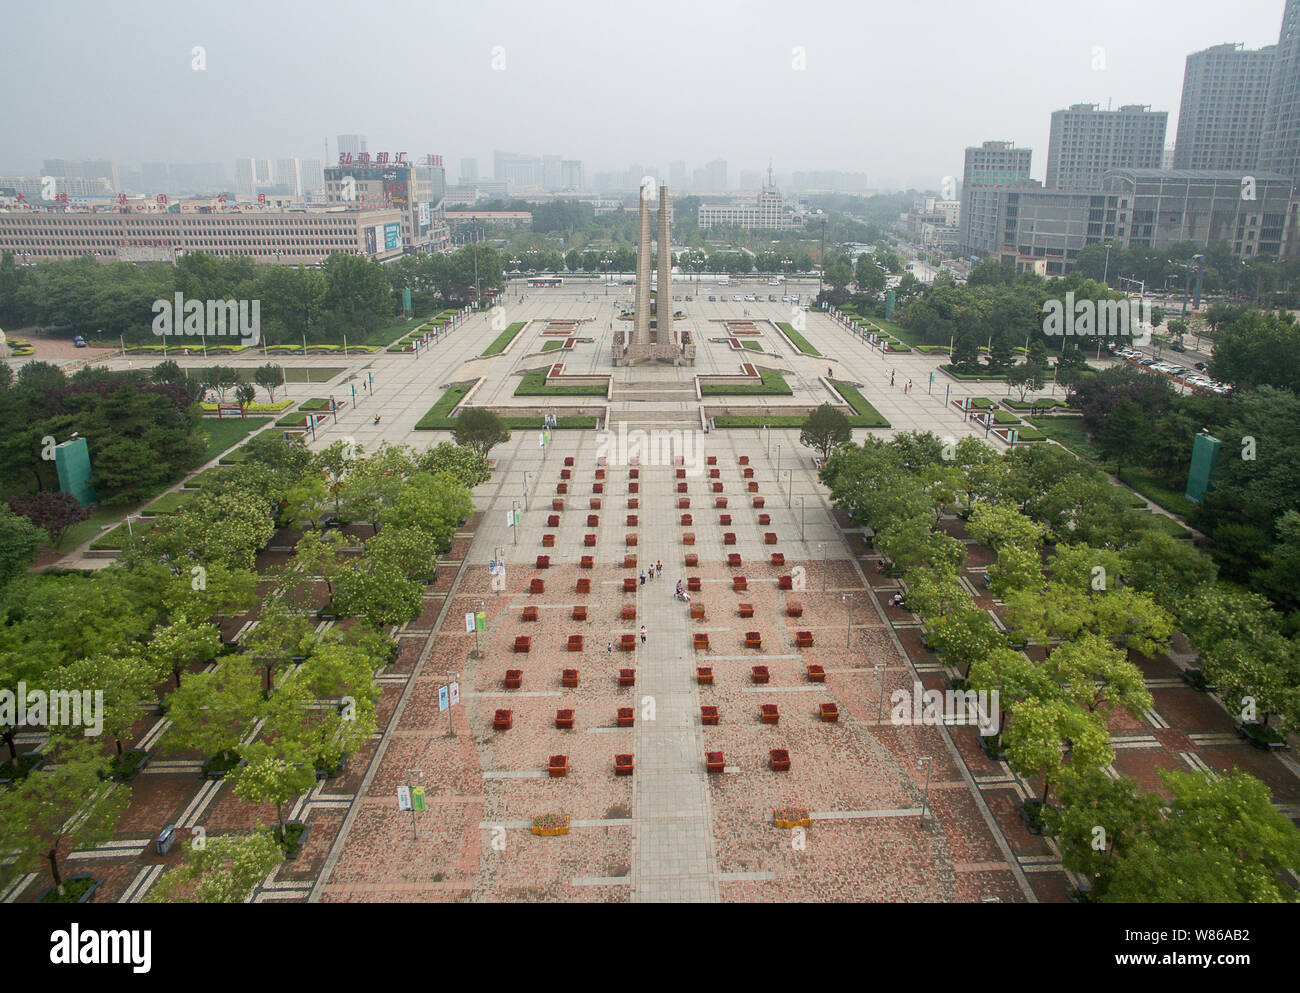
[528,276,563,288]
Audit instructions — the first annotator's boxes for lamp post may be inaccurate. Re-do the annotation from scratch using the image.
[783,469,792,508]
[522,471,531,511]
[797,495,805,542]
[917,756,933,824]
[407,768,424,839]
[818,542,828,591]
[841,592,853,647]
[874,664,886,723]
[775,443,781,476]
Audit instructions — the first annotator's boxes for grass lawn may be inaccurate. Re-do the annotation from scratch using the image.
[740,340,764,351]
[776,322,822,357]
[502,416,597,429]
[833,381,891,428]
[481,322,527,357]
[1005,398,1067,411]
[1027,416,1103,461]
[1139,512,1193,540]
[541,340,564,352]
[992,410,1022,424]
[298,398,332,410]
[1119,469,1199,519]
[941,365,1008,381]
[714,415,807,427]
[88,518,157,551]
[870,319,925,349]
[235,367,345,385]
[1009,425,1046,441]
[183,466,231,489]
[366,316,424,347]
[514,368,607,397]
[414,385,472,429]
[200,416,271,463]
[141,490,198,516]
[700,368,793,396]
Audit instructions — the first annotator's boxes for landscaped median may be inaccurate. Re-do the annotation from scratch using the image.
[712,381,890,429]
[699,367,793,396]
[514,367,607,397]
[414,382,597,430]
[776,322,821,357]
[481,321,527,357]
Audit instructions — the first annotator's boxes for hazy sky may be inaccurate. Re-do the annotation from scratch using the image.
[0,0,1289,189]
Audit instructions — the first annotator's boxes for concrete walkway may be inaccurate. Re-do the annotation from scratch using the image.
[629,483,719,902]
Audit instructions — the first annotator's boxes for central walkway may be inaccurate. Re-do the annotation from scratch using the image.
[631,560,719,902]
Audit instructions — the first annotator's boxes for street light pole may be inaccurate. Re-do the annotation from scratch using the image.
[842,593,853,647]
[874,664,886,723]
[918,757,933,825]
[798,496,805,542]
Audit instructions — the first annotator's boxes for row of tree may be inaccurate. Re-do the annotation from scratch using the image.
[821,434,1300,900]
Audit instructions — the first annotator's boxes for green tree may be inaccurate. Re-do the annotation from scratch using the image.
[451,407,511,459]
[1004,697,1113,812]
[147,830,284,903]
[799,404,852,461]
[253,363,286,402]
[163,657,262,766]
[415,442,491,488]
[0,504,45,590]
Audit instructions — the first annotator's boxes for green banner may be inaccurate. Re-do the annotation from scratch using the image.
[475,610,486,633]
[412,786,426,812]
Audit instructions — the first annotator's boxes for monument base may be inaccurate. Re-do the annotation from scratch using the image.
[615,342,695,366]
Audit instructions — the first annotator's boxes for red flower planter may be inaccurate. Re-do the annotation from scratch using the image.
[616,707,634,727]
[553,498,565,511]
[677,482,688,493]
[576,578,591,594]
[621,603,636,620]
[594,482,604,494]
[701,705,719,725]
[678,497,690,509]
[623,554,637,568]
[627,498,639,509]
[628,468,638,479]
[562,668,579,687]
[728,555,743,569]
[748,481,760,493]
[522,605,539,622]
[626,533,638,547]
[620,634,636,651]
[712,482,724,493]
[743,467,754,478]
[690,602,705,620]
[733,575,747,591]
[627,514,638,526]
[753,497,765,509]
[572,605,587,621]
[764,533,777,545]
[614,753,634,776]
[706,751,725,774]
[760,703,780,725]
[504,669,523,688]
[681,514,693,525]
[584,534,596,547]
[547,514,560,527]
[739,456,750,466]
[688,577,702,591]
[513,637,531,654]
[560,469,571,480]
[807,664,825,683]
[493,709,512,730]
[555,708,574,729]
[556,484,568,496]
[758,513,771,525]
[589,497,602,509]
[719,514,732,526]
[777,575,793,590]
[771,553,785,567]
[587,514,600,527]
[796,631,814,648]
[716,497,729,509]
[751,665,770,684]
[683,532,696,545]
[723,532,736,545]
[787,599,803,618]
[618,669,635,687]
[707,456,717,466]
[567,634,583,652]
[819,703,840,723]
[693,633,710,651]
[769,749,791,772]
[537,554,552,568]
[738,603,754,618]
[696,666,713,684]
[684,553,699,567]
[548,755,568,777]
[596,468,606,480]
[627,482,637,493]
[676,468,687,479]
[529,578,545,594]
[623,577,637,592]
[745,632,762,649]
[709,468,720,479]
[564,456,575,467]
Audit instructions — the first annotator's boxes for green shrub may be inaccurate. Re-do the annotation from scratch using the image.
[514,368,606,397]
[481,321,527,357]
[776,322,821,357]
[700,368,792,396]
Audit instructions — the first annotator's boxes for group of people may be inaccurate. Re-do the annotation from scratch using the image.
[639,560,664,585]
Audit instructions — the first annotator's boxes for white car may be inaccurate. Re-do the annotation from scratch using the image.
[744,295,756,302]
[781,296,790,302]
[733,294,742,301]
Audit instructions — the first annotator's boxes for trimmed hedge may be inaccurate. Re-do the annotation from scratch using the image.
[141,491,197,516]
[700,368,793,396]
[776,322,821,357]
[834,382,891,428]
[515,368,606,397]
[714,415,806,427]
[89,519,156,550]
[481,322,527,357]
[413,385,472,429]
[502,416,597,429]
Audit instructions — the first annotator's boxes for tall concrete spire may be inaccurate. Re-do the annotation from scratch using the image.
[633,185,653,346]
[656,185,672,346]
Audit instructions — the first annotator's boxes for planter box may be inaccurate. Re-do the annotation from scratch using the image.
[597,456,608,466]
[572,605,588,621]
[706,751,726,774]
[556,485,567,496]
[709,468,720,478]
[616,707,634,727]
[678,497,690,508]
[522,605,539,621]
[567,634,584,652]
[708,456,717,466]
[621,604,636,620]
[529,578,545,594]
[614,753,634,775]
[596,468,606,480]
[628,468,638,479]
[627,498,639,509]
[584,533,596,546]
[694,633,710,651]
[696,666,713,684]
[728,555,743,569]
[712,482,724,493]
[764,533,778,545]
[751,666,770,684]
[626,482,636,493]
[594,482,604,493]
[807,664,825,683]
[723,532,737,545]
[787,600,803,618]
[771,553,785,567]
[560,469,571,480]
[716,498,729,509]
[562,669,579,688]
[537,554,552,567]
[683,532,696,545]
[547,514,560,527]
[739,456,749,465]
[681,514,693,525]
[748,481,760,493]
[777,575,793,590]
[690,603,705,620]
[623,554,637,568]
[587,514,600,527]
[760,703,780,725]
[590,497,602,509]
[555,709,574,729]
[579,552,595,567]
[564,456,574,467]
[745,632,762,649]
[719,514,732,526]
[738,602,754,618]
[620,635,636,651]
[701,705,719,725]
[685,553,699,567]
[576,578,592,593]
[796,631,814,648]
[774,810,812,829]
[513,637,530,654]
[548,755,568,777]
[769,749,791,772]
[743,466,754,478]
[753,497,765,509]
[733,575,747,590]
[493,709,513,730]
[627,515,638,526]
[677,482,689,493]
[35,874,102,905]
[623,577,637,592]
[504,669,523,688]
[626,534,638,546]
[676,468,687,479]
[688,576,702,591]
[758,513,771,526]
[618,669,636,686]
[819,703,839,722]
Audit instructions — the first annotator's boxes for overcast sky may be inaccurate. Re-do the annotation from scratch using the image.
[0,0,1289,189]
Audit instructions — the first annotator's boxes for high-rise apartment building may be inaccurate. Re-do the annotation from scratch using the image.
[41,159,120,191]
[299,159,324,195]
[960,142,1032,254]
[1046,104,1168,191]
[274,158,302,196]
[1259,0,1300,184]
[1173,43,1276,172]
[460,158,478,183]
[337,134,368,158]
[560,160,583,191]
[669,160,687,189]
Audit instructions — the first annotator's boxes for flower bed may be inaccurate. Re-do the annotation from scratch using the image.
[773,806,811,828]
[555,709,574,729]
[769,749,791,772]
[548,755,568,777]
[493,709,513,730]
[751,665,770,684]
[690,603,705,620]
[531,813,570,836]
[701,705,719,725]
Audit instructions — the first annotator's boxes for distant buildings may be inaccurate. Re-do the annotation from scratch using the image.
[697,182,805,231]
[1174,43,1276,172]
[1046,104,1167,191]
[1259,0,1300,185]
[41,159,120,192]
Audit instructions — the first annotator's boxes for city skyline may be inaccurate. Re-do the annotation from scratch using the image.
[0,0,1289,189]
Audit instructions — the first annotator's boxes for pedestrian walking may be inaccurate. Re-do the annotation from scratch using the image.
[890,370,895,387]
[639,569,646,586]
[656,560,663,577]
[640,625,647,644]
[607,640,613,653]
[907,378,912,393]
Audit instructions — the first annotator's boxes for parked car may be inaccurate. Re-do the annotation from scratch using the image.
[1194,361,1207,371]
[685,295,693,301]
[73,335,86,347]
[733,295,742,301]
[1170,340,1186,352]
[781,296,790,302]
[768,295,778,301]
[708,296,716,302]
